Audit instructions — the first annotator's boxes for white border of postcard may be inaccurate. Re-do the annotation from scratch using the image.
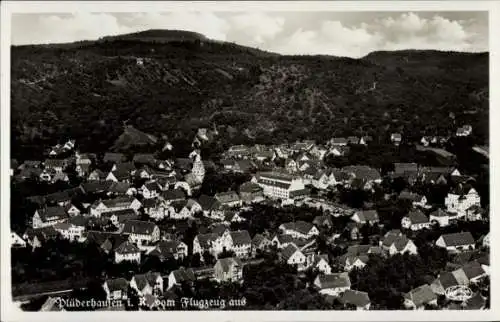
[1,1,499,321]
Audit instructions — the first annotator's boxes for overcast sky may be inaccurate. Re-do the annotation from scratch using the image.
[11,11,488,58]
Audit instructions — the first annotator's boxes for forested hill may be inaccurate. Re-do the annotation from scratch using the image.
[11,29,489,159]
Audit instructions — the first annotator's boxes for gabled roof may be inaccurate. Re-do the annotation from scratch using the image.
[280,221,316,235]
[281,244,300,260]
[171,267,196,283]
[122,220,157,235]
[44,159,67,168]
[196,233,218,249]
[162,189,186,201]
[153,240,186,258]
[68,215,88,227]
[430,208,451,218]
[355,210,379,223]
[252,234,270,247]
[144,181,161,191]
[115,240,140,254]
[216,257,243,273]
[406,210,429,225]
[108,181,132,194]
[81,181,113,194]
[239,182,263,194]
[343,165,381,182]
[133,153,157,164]
[435,271,459,290]
[99,196,137,209]
[439,232,475,247]
[215,191,240,204]
[382,230,403,247]
[101,209,138,223]
[394,162,418,174]
[106,278,129,292]
[36,206,68,222]
[460,261,486,280]
[316,272,351,289]
[230,230,251,246]
[197,195,218,210]
[399,190,425,202]
[404,284,437,307]
[339,289,371,307]
[133,272,161,290]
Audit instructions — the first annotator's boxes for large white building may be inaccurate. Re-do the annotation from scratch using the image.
[445,186,481,218]
[253,171,308,200]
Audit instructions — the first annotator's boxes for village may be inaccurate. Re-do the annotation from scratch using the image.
[10,124,490,311]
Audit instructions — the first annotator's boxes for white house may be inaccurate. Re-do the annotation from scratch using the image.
[445,186,481,218]
[435,232,475,253]
[11,232,27,248]
[253,171,309,201]
[141,182,162,199]
[130,272,163,297]
[32,207,68,229]
[401,210,430,231]
[102,278,129,301]
[314,272,351,296]
[403,284,438,310]
[114,241,141,264]
[90,197,142,217]
[53,222,86,242]
[167,267,196,290]
[279,221,319,239]
[149,240,188,261]
[429,209,455,227]
[308,254,331,274]
[168,199,202,220]
[281,244,307,271]
[122,220,160,246]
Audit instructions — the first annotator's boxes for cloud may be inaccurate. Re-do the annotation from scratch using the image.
[11,12,488,57]
[269,12,488,57]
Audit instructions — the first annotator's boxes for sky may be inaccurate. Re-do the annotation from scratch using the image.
[11,11,488,58]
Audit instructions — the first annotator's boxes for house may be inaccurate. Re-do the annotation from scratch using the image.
[193,233,219,257]
[342,165,382,185]
[328,146,350,157]
[351,210,379,225]
[309,254,331,274]
[214,191,242,208]
[102,209,139,226]
[130,272,163,297]
[239,182,264,204]
[398,190,428,208]
[233,160,256,173]
[445,186,481,217]
[403,284,438,309]
[465,205,484,222]
[32,207,68,229]
[149,240,188,261]
[44,159,67,173]
[197,195,224,219]
[90,197,142,217]
[108,182,136,196]
[106,169,132,183]
[51,172,70,183]
[225,145,252,159]
[458,261,488,284]
[11,232,27,248]
[281,244,307,271]
[53,220,86,242]
[338,290,371,310]
[229,230,253,258]
[313,215,334,229]
[340,254,369,272]
[167,267,196,290]
[80,181,113,195]
[254,171,309,201]
[391,133,402,145]
[429,208,455,227]
[88,169,107,181]
[114,241,141,264]
[141,182,162,199]
[481,232,490,248]
[314,272,351,296]
[279,221,319,239]
[436,232,475,253]
[103,278,129,301]
[380,230,418,256]
[401,210,430,231]
[168,199,202,220]
[142,198,167,220]
[430,271,462,295]
[23,227,59,249]
[224,211,246,224]
[122,220,160,246]
[251,234,272,255]
[161,189,186,204]
[213,257,244,282]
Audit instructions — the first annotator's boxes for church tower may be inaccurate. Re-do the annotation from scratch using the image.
[190,150,205,183]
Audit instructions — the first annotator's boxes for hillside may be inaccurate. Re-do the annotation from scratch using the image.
[10,30,489,159]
